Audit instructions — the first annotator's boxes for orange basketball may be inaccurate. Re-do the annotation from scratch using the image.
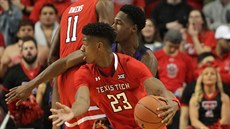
[134,95,167,129]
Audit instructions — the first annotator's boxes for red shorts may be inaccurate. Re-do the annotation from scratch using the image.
[57,67,105,129]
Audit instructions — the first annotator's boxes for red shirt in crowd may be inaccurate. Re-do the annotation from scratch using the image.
[215,53,230,85]
[29,0,72,23]
[73,53,152,129]
[185,31,217,58]
[154,50,194,93]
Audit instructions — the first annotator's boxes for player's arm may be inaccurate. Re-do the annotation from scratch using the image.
[141,50,158,77]
[49,86,90,127]
[5,50,85,105]
[131,58,179,125]
[96,0,114,25]
[189,97,209,129]
[48,27,60,65]
[143,77,179,123]
[220,93,230,125]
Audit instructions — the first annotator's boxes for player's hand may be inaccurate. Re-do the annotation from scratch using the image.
[5,83,33,106]
[156,97,178,125]
[49,102,75,127]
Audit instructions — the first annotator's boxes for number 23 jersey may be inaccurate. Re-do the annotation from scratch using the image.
[73,53,152,129]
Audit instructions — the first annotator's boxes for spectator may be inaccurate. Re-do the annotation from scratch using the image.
[113,0,145,15]
[11,0,36,19]
[34,3,59,48]
[180,52,215,129]
[29,0,72,23]
[2,36,47,129]
[203,0,230,30]
[183,9,217,64]
[0,0,23,46]
[180,52,230,129]
[152,0,192,38]
[214,25,230,85]
[189,66,230,129]
[0,19,49,78]
[154,29,194,129]
[141,18,163,52]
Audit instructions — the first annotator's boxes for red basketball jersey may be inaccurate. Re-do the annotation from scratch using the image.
[60,0,98,58]
[73,53,152,129]
[57,1,100,129]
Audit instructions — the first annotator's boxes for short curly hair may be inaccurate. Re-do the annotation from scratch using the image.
[82,23,116,47]
[120,5,146,32]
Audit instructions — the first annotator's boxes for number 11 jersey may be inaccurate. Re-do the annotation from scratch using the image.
[60,0,98,58]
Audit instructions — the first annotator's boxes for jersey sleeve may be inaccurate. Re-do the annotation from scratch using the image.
[126,57,153,83]
[73,65,91,90]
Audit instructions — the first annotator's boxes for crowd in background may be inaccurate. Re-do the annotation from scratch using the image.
[0,0,230,129]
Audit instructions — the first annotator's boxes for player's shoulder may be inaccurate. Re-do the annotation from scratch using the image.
[79,64,93,71]
[116,53,137,63]
[142,49,155,60]
[116,53,145,70]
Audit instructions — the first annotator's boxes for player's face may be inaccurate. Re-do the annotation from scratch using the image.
[40,6,57,26]
[112,11,133,43]
[82,35,98,64]
[17,25,34,39]
[164,41,180,55]
[21,41,38,64]
[202,67,217,86]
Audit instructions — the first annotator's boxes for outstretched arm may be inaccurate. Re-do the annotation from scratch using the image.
[49,86,90,126]
[5,50,85,105]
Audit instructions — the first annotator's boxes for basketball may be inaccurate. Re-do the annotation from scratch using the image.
[134,95,168,129]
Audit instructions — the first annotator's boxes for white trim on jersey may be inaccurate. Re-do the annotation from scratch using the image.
[88,106,100,111]
[113,53,118,71]
[64,114,106,127]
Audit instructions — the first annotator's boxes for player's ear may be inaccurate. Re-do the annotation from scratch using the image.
[131,24,138,33]
[96,41,103,50]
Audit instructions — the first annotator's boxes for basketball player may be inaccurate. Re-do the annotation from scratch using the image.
[7,0,114,129]
[6,4,172,125]
[49,23,180,128]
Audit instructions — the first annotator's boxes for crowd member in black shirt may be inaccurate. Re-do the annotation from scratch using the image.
[152,0,192,38]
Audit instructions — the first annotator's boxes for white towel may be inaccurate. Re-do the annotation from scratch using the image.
[34,21,59,47]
